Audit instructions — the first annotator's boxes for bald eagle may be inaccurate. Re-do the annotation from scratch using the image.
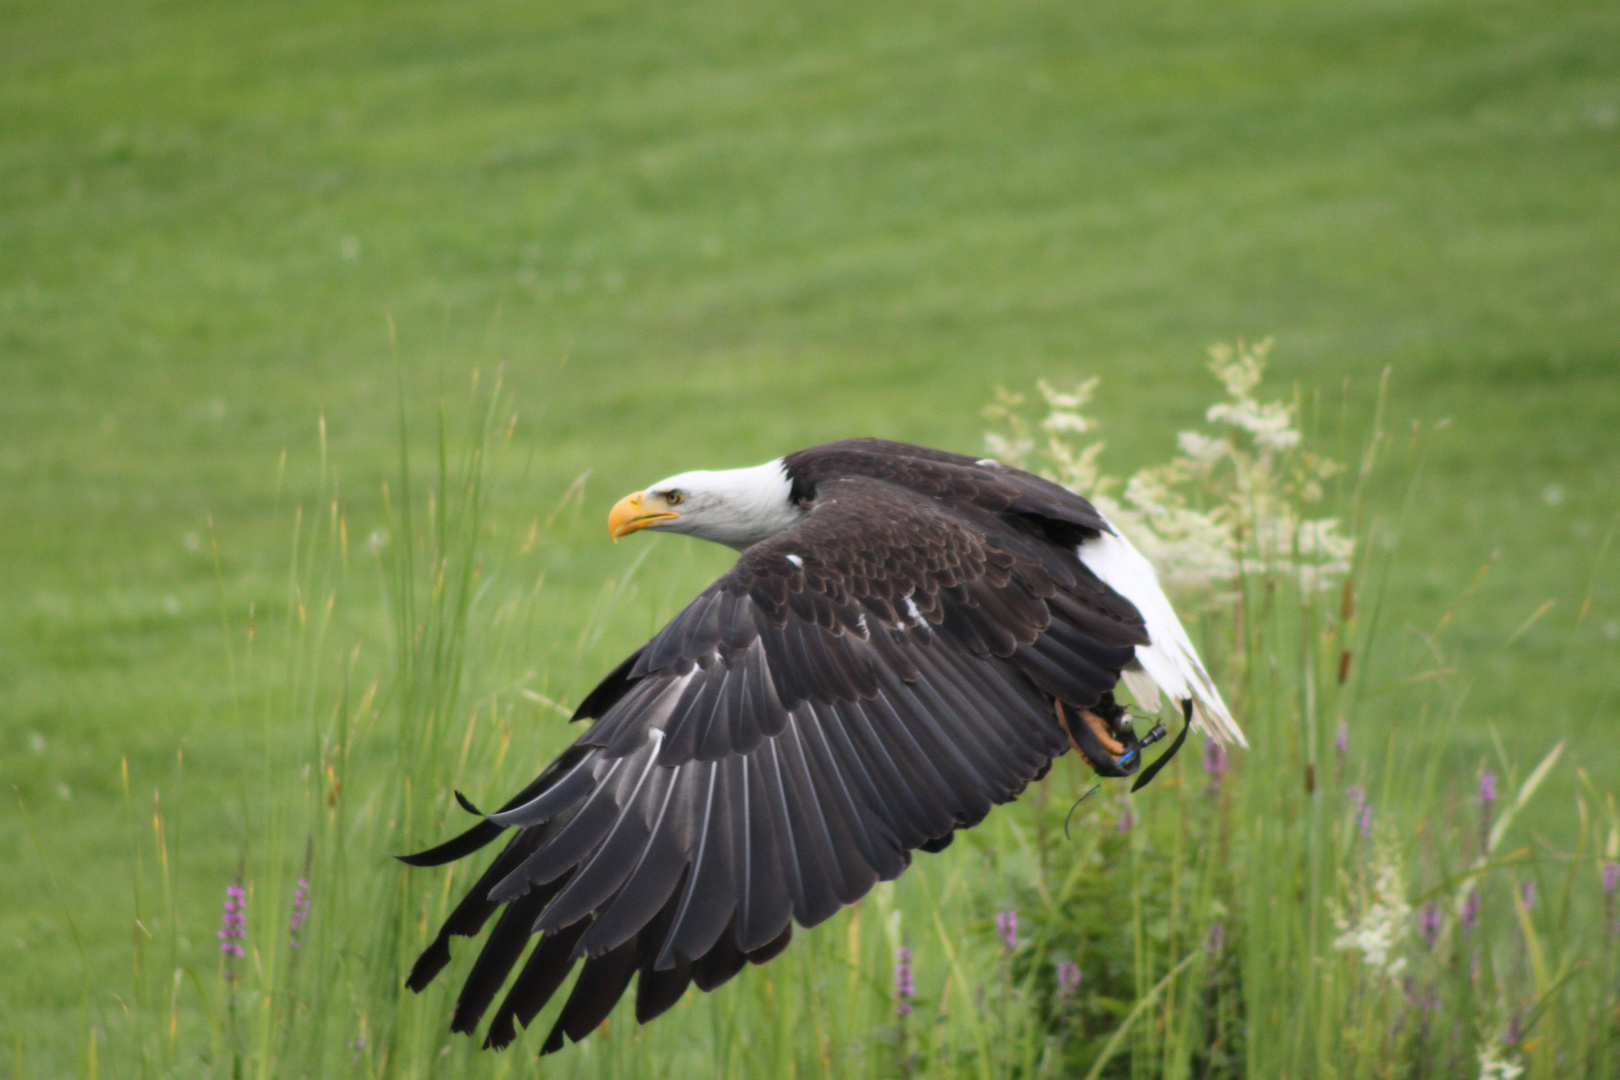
[400,439,1243,1053]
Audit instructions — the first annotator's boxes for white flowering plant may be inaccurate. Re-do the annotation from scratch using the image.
[981,345,1610,1078]
[983,339,1354,602]
[1332,837,1412,980]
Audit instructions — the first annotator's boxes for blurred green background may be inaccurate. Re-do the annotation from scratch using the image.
[2,0,1616,1068]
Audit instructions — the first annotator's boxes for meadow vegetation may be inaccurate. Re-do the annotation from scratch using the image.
[3,0,1618,1075]
[51,350,1620,1078]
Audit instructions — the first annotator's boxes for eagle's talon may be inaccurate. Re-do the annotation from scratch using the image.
[1078,708,1126,757]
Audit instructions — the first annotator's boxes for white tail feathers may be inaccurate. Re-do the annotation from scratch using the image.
[1078,526,1247,747]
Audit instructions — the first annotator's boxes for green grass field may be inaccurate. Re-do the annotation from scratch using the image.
[3,0,1618,1074]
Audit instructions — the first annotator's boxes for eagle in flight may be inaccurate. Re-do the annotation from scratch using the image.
[400,439,1243,1053]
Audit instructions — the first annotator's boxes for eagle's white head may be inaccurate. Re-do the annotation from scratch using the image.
[607,458,801,551]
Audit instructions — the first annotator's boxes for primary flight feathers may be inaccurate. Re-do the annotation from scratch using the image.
[400,438,1242,1053]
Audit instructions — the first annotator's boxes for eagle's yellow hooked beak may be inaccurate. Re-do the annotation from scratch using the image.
[608,491,679,540]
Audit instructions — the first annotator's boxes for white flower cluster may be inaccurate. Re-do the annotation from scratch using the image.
[1475,1042,1525,1080]
[1331,841,1411,979]
[983,340,1353,601]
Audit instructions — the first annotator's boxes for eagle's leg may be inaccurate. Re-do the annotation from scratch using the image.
[1078,708,1125,757]
[1055,694,1139,777]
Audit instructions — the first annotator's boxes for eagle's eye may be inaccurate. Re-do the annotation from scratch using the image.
[663,489,684,506]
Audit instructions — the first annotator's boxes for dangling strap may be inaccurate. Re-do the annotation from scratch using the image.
[1062,784,1102,841]
[1130,699,1194,793]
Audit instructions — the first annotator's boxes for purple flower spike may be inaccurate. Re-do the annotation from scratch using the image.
[1476,772,1498,855]
[1056,960,1081,1001]
[1116,798,1135,834]
[1203,740,1227,790]
[995,910,1018,951]
[893,946,914,1016]
[1519,880,1536,910]
[1206,921,1225,956]
[1419,902,1441,948]
[1334,721,1348,756]
[1402,976,1440,1013]
[1345,786,1372,836]
[289,877,310,948]
[1461,889,1481,932]
[218,881,247,958]
[1605,861,1620,940]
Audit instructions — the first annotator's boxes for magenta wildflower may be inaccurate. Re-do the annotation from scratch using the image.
[1203,739,1227,790]
[289,877,310,948]
[1605,860,1619,938]
[1403,977,1440,1012]
[1461,889,1481,932]
[1504,1012,1523,1046]
[1344,786,1371,835]
[1116,797,1135,834]
[218,881,246,958]
[1206,921,1225,956]
[1519,880,1536,910]
[1334,720,1348,756]
[995,910,1018,951]
[1419,902,1441,948]
[1056,960,1081,1002]
[893,946,914,1016]
[1477,772,1497,854]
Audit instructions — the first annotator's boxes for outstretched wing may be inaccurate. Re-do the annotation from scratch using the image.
[401,478,1148,1053]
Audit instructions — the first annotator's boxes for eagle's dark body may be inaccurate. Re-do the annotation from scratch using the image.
[399,439,1189,1053]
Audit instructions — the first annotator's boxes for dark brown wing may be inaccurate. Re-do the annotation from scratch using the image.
[400,478,1147,1053]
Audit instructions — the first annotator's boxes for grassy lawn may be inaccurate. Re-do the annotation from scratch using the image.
[2,0,1617,1072]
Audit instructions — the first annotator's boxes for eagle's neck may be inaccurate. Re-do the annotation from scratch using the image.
[688,459,802,550]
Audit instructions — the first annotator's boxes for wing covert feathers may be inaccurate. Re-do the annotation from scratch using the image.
[404,445,1238,1053]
